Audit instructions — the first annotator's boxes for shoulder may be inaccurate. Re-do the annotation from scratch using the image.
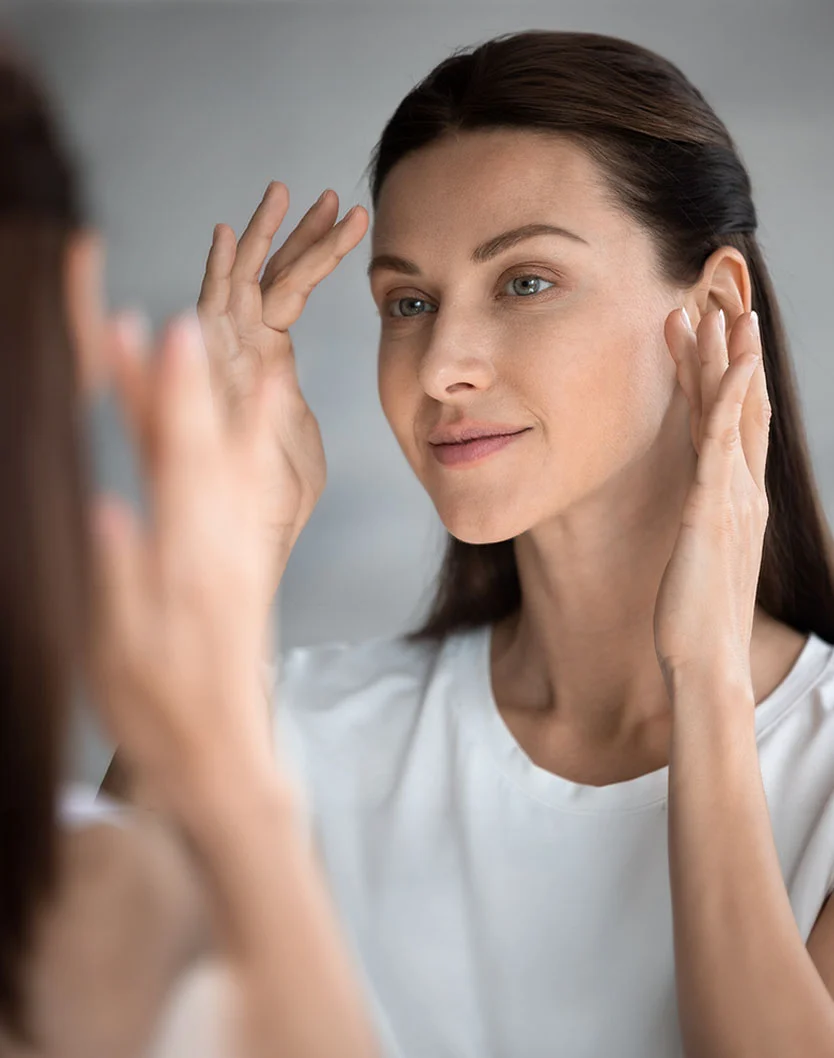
[276,631,450,721]
[270,630,475,808]
[754,631,834,929]
[756,629,834,784]
[57,810,207,942]
[27,811,210,1058]
[757,629,834,743]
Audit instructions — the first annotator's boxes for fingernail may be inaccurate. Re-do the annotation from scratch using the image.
[342,205,358,222]
[717,309,726,337]
[681,306,694,334]
[750,310,760,341]
[316,189,330,206]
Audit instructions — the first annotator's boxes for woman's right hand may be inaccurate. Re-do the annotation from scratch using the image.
[197,183,369,596]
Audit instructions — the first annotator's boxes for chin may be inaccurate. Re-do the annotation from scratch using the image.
[436,501,533,546]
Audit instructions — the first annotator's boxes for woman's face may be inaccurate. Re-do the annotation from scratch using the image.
[370,129,693,544]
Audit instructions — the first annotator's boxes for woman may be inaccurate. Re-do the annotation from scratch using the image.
[184,28,834,1058]
[0,41,377,1058]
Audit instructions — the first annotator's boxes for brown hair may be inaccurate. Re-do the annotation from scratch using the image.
[0,42,90,1041]
[366,30,834,647]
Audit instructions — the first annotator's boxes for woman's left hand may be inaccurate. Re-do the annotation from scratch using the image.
[653,306,772,692]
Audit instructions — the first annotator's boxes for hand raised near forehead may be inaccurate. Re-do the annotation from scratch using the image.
[197,181,369,588]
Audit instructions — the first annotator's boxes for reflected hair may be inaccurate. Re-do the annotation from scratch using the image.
[0,40,90,1042]
[365,30,834,647]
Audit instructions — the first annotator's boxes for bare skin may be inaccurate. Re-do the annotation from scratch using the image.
[490,606,807,785]
[368,127,808,785]
[1,818,208,1058]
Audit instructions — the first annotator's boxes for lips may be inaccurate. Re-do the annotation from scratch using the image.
[429,428,530,467]
[428,423,530,446]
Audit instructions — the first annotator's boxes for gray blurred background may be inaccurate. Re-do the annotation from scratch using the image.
[5,1,833,784]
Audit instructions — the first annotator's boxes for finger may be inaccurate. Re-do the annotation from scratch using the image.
[197,223,237,318]
[693,349,760,496]
[196,225,251,417]
[151,314,221,523]
[156,313,216,428]
[665,307,702,453]
[260,188,340,292]
[109,313,154,468]
[261,205,369,332]
[90,495,145,657]
[197,302,244,420]
[734,311,771,491]
[695,309,730,442]
[230,181,291,287]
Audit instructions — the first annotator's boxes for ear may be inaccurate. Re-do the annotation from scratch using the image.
[689,245,752,328]
[63,229,106,396]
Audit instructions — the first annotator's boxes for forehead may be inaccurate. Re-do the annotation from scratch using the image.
[371,129,624,252]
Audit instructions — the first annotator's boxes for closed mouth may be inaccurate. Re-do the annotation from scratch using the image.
[430,428,531,446]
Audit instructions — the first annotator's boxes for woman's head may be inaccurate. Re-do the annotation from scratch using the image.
[366,29,834,644]
[0,41,97,1041]
[371,126,750,545]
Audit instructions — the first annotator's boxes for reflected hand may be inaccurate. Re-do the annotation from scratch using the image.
[91,316,294,820]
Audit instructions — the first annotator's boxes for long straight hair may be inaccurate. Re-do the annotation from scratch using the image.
[366,30,834,647]
[0,44,90,1041]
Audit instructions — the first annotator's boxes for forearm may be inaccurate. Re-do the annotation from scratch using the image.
[185,762,379,1058]
[668,675,834,1058]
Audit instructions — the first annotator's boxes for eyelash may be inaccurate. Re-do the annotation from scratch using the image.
[383,273,559,319]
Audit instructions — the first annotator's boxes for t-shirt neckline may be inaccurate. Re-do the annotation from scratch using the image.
[449,622,833,814]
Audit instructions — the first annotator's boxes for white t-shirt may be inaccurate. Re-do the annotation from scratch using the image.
[273,623,834,1058]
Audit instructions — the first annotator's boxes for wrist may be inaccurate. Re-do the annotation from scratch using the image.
[670,663,755,713]
[172,687,299,840]
[182,755,302,856]
[670,672,758,773]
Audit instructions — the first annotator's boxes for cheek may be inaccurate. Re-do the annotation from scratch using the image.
[585,326,677,459]
[377,352,416,447]
[531,313,672,457]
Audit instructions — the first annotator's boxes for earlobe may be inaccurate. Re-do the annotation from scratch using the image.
[63,229,106,396]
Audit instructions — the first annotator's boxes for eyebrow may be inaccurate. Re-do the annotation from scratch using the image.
[366,222,589,279]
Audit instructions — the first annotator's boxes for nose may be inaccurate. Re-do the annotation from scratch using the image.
[416,308,496,400]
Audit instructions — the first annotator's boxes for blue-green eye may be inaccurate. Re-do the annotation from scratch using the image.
[388,297,438,318]
[504,275,555,297]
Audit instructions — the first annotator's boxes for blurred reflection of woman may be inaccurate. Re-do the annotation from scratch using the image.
[0,41,378,1058]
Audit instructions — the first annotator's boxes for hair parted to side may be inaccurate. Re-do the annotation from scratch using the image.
[366,29,834,648]
[0,40,90,1043]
